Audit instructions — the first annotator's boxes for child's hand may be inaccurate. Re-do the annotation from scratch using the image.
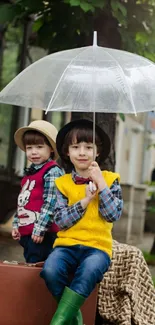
[31,234,44,244]
[80,183,97,209]
[88,161,107,191]
[12,228,21,240]
[86,184,97,200]
[89,181,97,193]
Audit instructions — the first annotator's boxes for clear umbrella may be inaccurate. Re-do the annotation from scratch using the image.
[0,32,155,116]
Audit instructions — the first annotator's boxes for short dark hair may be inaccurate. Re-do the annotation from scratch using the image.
[61,126,102,171]
[23,130,54,158]
[23,130,51,147]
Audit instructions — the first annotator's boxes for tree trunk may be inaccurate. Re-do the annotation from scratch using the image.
[151,238,155,255]
[0,25,6,89]
[7,18,32,176]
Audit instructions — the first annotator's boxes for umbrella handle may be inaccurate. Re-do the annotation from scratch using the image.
[89,181,97,193]
[93,31,97,46]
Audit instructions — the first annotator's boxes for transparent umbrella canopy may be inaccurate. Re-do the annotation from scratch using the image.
[0,32,155,115]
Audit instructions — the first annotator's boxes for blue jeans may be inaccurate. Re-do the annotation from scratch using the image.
[19,232,57,263]
[40,245,111,298]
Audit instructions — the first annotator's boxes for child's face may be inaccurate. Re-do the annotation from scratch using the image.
[68,141,99,174]
[25,143,53,165]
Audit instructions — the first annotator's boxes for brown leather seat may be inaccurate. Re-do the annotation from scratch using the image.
[0,262,98,325]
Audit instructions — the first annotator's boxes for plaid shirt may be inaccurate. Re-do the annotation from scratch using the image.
[12,158,63,236]
[54,170,123,230]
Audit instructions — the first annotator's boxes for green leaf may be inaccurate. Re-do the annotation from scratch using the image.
[117,2,127,17]
[64,0,105,9]
[63,0,71,4]
[136,32,149,44]
[119,113,125,122]
[76,29,81,35]
[144,52,155,62]
[33,17,43,32]
[80,2,94,12]
[68,0,95,12]
[93,0,106,9]
[0,4,21,23]
[70,0,80,6]
[111,0,120,13]
[147,143,155,150]
[111,0,127,17]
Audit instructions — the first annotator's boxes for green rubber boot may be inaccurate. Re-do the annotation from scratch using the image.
[50,287,85,325]
[70,309,83,325]
[54,293,83,325]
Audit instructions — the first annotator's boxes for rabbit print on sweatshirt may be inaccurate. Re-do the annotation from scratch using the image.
[17,179,39,226]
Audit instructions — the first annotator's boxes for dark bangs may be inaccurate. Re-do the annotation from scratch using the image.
[61,126,102,162]
[66,127,101,145]
[23,130,51,147]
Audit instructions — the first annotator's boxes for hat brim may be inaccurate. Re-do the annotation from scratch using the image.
[14,126,58,160]
[56,119,111,162]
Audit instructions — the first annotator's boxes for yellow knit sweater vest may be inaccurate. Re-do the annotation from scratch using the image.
[54,171,120,258]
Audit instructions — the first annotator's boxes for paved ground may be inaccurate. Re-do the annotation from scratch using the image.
[0,235,24,262]
[0,215,24,262]
[134,233,154,252]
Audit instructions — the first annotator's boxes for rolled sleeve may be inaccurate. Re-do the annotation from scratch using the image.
[12,212,19,229]
[99,179,123,222]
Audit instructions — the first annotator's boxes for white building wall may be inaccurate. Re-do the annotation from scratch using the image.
[142,133,155,182]
[115,113,152,185]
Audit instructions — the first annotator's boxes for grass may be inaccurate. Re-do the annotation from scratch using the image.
[143,251,155,265]
[143,252,155,286]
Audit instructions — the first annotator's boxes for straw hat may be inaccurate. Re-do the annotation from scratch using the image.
[56,119,111,163]
[14,120,58,160]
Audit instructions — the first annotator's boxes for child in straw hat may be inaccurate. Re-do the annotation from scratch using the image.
[12,120,63,263]
[41,119,123,325]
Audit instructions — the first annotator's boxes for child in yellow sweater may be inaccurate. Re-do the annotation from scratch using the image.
[41,119,123,325]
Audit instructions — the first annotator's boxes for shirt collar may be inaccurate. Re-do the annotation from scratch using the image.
[24,157,52,175]
[31,157,52,170]
[71,169,90,184]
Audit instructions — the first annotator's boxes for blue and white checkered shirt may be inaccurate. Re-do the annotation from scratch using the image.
[54,170,123,230]
[12,158,64,236]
